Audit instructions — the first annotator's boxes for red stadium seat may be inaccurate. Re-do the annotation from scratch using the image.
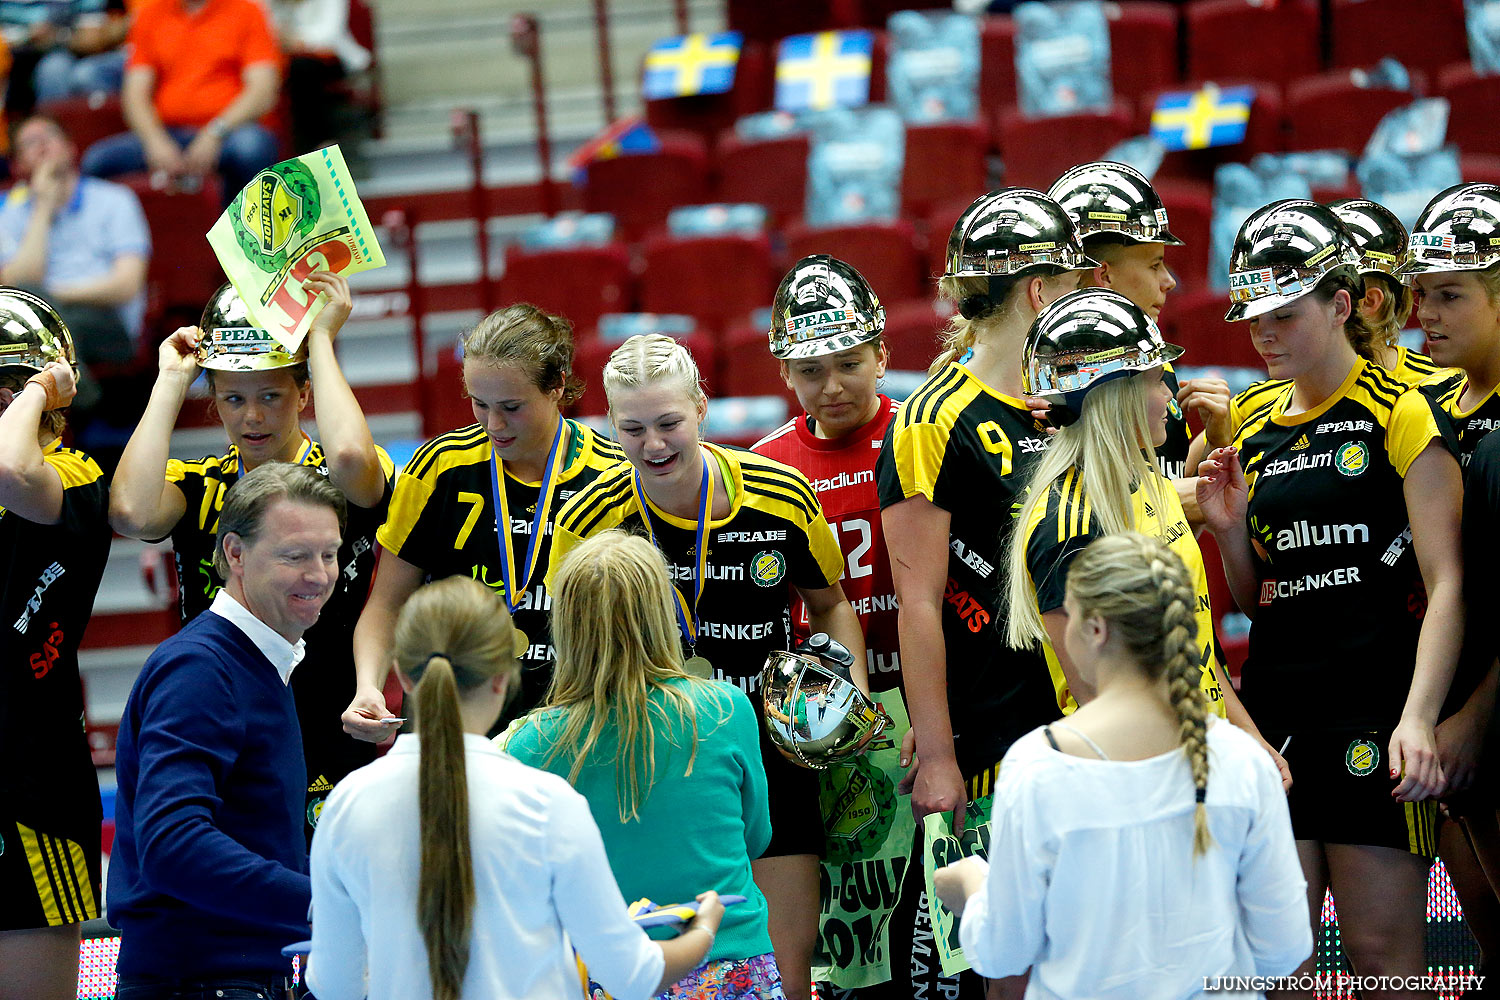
[784,218,927,305]
[497,243,634,338]
[882,299,948,373]
[1285,69,1426,155]
[978,15,1018,113]
[714,130,809,224]
[995,100,1135,190]
[122,174,225,327]
[38,93,126,154]
[901,120,989,218]
[718,323,796,404]
[639,232,776,333]
[1460,155,1500,187]
[726,0,859,45]
[923,195,978,285]
[1330,0,1467,79]
[1107,2,1180,101]
[1440,62,1500,158]
[1154,179,1212,293]
[1185,0,1320,90]
[1140,80,1285,183]
[644,41,774,145]
[1163,288,1263,371]
[583,131,711,241]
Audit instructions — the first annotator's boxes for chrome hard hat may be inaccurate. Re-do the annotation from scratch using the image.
[769,254,886,361]
[760,649,888,770]
[1328,198,1408,280]
[1224,200,1363,322]
[1023,287,1182,427]
[1394,182,1500,280]
[0,287,75,378]
[944,187,1099,281]
[1048,160,1184,246]
[197,282,302,372]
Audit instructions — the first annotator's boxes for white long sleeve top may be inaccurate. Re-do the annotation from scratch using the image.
[306,733,664,1000]
[958,718,1311,999]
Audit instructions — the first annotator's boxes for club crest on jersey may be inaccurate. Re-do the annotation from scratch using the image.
[1335,441,1369,477]
[1167,398,1183,421]
[1346,738,1379,777]
[751,550,787,587]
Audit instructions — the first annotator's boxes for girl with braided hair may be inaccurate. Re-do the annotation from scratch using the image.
[934,532,1310,997]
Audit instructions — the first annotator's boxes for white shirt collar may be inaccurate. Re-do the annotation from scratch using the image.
[209,589,306,684]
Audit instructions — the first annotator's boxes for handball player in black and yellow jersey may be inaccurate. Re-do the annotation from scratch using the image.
[341,304,623,742]
[109,274,392,844]
[548,332,865,1000]
[1398,183,1500,941]
[877,189,1095,1000]
[1004,287,1289,785]
[0,292,111,1000]
[1329,197,1446,386]
[1048,161,1235,485]
[1197,200,1464,984]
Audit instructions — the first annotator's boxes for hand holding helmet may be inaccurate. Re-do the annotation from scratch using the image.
[158,327,202,382]
[760,641,888,770]
[24,360,76,411]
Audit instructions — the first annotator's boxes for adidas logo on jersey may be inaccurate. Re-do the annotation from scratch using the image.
[1143,500,1155,516]
[308,775,334,793]
[1290,434,1310,451]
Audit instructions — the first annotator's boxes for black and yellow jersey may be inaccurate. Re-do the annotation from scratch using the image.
[875,361,1059,776]
[1158,362,1191,480]
[1,442,110,825]
[379,419,624,715]
[1020,468,1228,717]
[1420,372,1500,470]
[1385,345,1449,387]
[162,436,395,633]
[1232,359,1445,733]
[548,442,843,691]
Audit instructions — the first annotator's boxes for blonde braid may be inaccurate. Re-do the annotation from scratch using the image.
[1148,549,1213,856]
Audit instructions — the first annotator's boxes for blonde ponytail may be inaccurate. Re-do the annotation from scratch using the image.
[1058,533,1214,857]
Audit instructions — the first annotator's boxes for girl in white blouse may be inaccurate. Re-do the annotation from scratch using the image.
[934,533,1311,999]
[307,576,722,1000]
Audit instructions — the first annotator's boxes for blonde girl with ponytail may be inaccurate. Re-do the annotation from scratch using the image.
[1003,287,1287,786]
[307,576,722,1000]
[934,533,1311,998]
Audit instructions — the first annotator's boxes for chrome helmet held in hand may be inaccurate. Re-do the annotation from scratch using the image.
[0,287,75,378]
[197,282,302,372]
[761,640,888,770]
[769,254,886,361]
[1224,199,1363,322]
[1023,287,1183,427]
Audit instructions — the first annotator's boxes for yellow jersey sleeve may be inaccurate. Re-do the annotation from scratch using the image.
[377,468,435,555]
[45,448,103,490]
[1387,388,1444,478]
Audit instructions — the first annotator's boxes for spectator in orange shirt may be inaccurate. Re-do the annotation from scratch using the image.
[79,0,281,202]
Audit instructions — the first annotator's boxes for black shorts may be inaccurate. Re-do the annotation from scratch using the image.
[1277,729,1438,858]
[760,719,826,859]
[0,811,101,930]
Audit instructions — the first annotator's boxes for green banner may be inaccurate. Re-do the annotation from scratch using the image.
[921,787,995,977]
[811,688,915,988]
[207,144,385,352]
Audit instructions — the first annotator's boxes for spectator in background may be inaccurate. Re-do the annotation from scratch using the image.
[80,0,281,202]
[32,0,131,103]
[269,0,369,152]
[0,1,96,115]
[107,463,344,1000]
[0,114,149,368]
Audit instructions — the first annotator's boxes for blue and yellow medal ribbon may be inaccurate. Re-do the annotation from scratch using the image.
[632,453,713,647]
[488,419,568,613]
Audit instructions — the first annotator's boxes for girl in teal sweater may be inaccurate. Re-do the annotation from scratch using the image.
[507,530,780,999]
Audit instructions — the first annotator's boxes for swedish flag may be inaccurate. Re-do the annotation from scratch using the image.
[1150,84,1255,151]
[775,30,874,113]
[642,32,743,100]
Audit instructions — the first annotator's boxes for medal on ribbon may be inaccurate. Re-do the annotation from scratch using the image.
[488,419,569,629]
[634,453,714,676]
